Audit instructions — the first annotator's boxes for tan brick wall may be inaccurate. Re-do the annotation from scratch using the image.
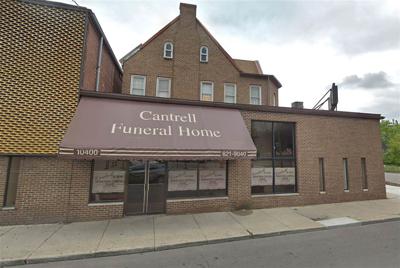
[166,111,386,214]
[121,7,278,105]
[0,157,123,225]
[0,112,386,224]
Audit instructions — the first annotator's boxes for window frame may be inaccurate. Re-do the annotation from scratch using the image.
[156,77,172,98]
[251,120,297,195]
[130,75,146,96]
[361,157,368,190]
[167,161,228,199]
[343,158,349,191]
[272,93,277,106]
[319,158,326,192]
[224,83,237,103]
[88,160,126,203]
[200,46,208,63]
[163,42,173,59]
[200,81,214,101]
[249,85,262,105]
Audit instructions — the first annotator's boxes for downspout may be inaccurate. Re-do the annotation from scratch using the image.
[95,36,104,92]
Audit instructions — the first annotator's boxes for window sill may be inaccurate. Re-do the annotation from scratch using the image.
[251,193,299,198]
[88,202,123,207]
[344,190,350,193]
[167,196,228,202]
[363,189,369,192]
[1,206,15,211]
[320,191,326,194]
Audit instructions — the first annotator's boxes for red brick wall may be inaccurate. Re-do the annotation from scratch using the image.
[81,18,122,93]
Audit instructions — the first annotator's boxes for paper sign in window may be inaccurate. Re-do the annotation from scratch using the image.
[199,169,226,190]
[274,167,295,185]
[168,170,197,191]
[251,167,273,186]
[92,170,125,193]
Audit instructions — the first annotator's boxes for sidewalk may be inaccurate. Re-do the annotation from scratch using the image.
[1,189,400,267]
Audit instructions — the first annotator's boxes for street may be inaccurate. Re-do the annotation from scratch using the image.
[386,172,400,186]
[13,221,400,268]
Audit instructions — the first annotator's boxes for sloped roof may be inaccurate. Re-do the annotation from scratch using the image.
[234,59,262,75]
[119,13,281,89]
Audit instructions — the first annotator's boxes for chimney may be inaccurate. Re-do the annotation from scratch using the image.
[180,3,197,18]
[291,102,304,109]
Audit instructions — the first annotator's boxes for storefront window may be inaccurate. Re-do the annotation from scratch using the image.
[251,160,273,194]
[89,160,126,203]
[167,161,227,198]
[251,121,273,158]
[251,121,296,194]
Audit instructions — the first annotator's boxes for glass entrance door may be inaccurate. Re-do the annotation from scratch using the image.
[125,161,166,215]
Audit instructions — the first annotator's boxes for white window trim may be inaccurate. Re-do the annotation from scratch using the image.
[272,93,277,106]
[200,81,214,101]
[200,46,208,62]
[163,42,173,59]
[224,83,237,103]
[130,75,146,96]
[249,85,262,105]
[156,77,172,98]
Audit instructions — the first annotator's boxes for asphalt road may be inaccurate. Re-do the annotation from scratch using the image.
[386,172,400,186]
[13,221,400,268]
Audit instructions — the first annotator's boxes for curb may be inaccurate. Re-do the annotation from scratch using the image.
[1,217,400,267]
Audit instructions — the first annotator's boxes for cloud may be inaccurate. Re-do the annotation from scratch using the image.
[203,1,400,55]
[360,88,400,119]
[340,72,395,89]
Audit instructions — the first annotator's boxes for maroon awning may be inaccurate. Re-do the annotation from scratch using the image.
[59,97,256,160]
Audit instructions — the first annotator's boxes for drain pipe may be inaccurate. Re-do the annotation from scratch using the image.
[95,36,104,92]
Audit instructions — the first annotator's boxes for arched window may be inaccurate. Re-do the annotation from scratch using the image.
[200,46,208,62]
[163,42,173,59]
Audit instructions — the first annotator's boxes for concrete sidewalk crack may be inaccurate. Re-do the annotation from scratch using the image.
[25,224,63,263]
[95,220,111,253]
[0,226,15,238]
[227,212,253,237]
[192,214,207,241]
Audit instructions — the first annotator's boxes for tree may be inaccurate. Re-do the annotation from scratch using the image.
[380,120,400,166]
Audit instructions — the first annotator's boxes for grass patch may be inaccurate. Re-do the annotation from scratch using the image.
[385,165,400,173]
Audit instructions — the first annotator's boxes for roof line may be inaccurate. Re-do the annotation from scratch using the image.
[20,0,122,74]
[196,19,242,73]
[79,90,382,120]
[19,0,89,12]
[120,16,180,63]
[87,11,123,73]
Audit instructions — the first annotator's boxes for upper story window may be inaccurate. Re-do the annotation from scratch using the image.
[163,42,173,59]
[224,83,236,103]
[156,77,171,98]
[250,85,261,105]
[272,93,277,106]
[200,46,208,62]
[200,81,213,101]
[130,75,146,96]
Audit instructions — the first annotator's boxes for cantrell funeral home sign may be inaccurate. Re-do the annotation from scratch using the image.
[59,97,257,160]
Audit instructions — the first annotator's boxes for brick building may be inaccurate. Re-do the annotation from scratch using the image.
[0,1,386,225]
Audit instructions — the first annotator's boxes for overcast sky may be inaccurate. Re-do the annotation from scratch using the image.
[55,0,399,119]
